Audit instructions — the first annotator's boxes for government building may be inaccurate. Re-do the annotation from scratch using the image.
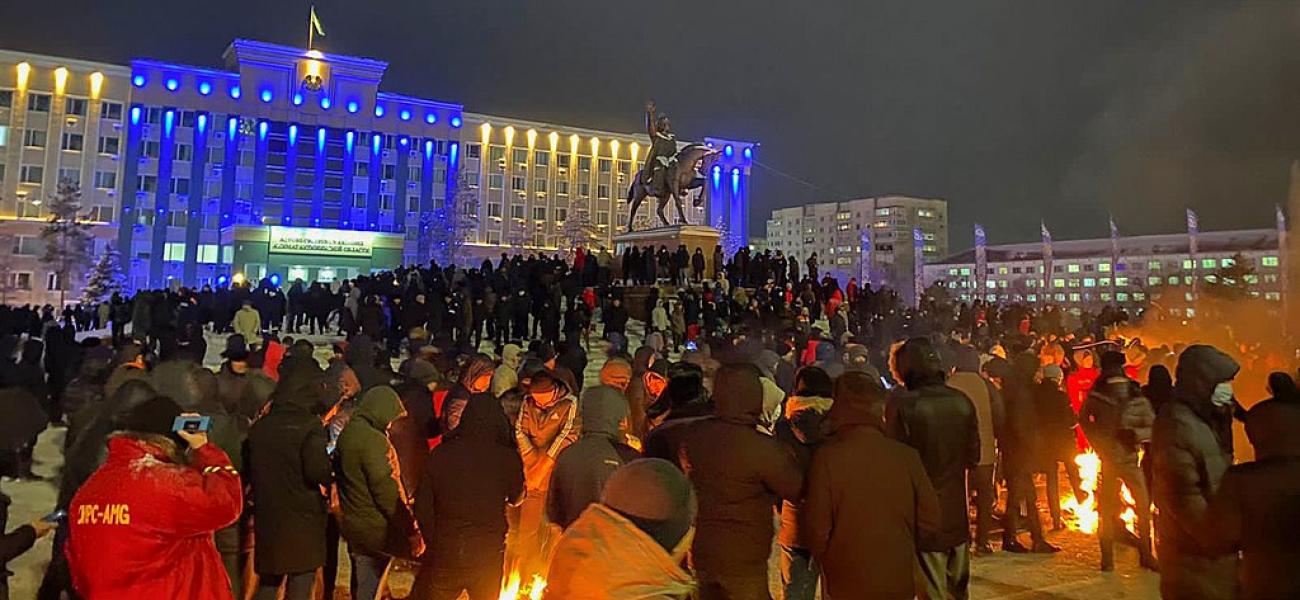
[0,40,755,305]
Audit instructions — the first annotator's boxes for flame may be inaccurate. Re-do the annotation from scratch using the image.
[499,571,547,600]
[1061,450,1139,535]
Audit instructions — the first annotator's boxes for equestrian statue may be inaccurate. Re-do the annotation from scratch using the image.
[626,100,721,231]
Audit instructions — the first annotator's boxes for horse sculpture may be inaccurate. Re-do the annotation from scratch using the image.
[625,143,720,231]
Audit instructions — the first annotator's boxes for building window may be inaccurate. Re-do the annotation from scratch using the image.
[466,143,481,159]
[487,203,502,217]
[166,210,187,227]
[1200,258,1216,269]
[408,196,419,212]
[533,207,546,221]
[65,97,88,116]
[382,164,396,180]
[46,272,61,291]
[512,148,528,164]
[353,192,366,207]
[175,143,193,162]
[1052,278,1065,288]
[142,141,160,159]
[87,206,114,222]
[58,168,80,186]
[97,136,120,155]
[555,180,569,195]
[534,178,548,193]
[19,165,43,184]
[13,236,42,256]
[163,242,187,261]
[0,90,11,108]
[170,177,190,196]
[61,132,84,152]
[489,146,505,164]
[27,93,51,112]
[380,194,393,210]
[511,204,525,219]
[556,154,571,168]
[23,129,46,148]
[1147,260,1161,270]
[100,101,123,120]
[577,182,590,197]
[1067,264,1080,273]
[597,184,610,199]
[511,176,526,191]
[488,174,504,189]
[598,159,611,173]
[12,273,31,291]
[1261,256,1279,267]
[577,156,592,171]
[534,152,549,166]
[556,208,567,222]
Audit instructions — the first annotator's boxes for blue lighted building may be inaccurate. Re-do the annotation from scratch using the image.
[0,39,755,304]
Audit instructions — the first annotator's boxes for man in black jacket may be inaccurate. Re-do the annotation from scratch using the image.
[246,359,333,600]
[547,385,640,529]
[885,337,980,600]
[411,389,523,600]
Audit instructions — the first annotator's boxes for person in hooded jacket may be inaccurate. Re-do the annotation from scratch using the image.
[997,352,1058,554]
[774,366,833,600]
[1035,364,1085,531]
[645,363,802,600]
[803,371,941,600]
[884,337,982,599]
[1152,344,1241,600]
[344,334,389,393]
[547,385,641,530]
[545,458,697,600]
[1079,350,1156,572]
[66,396,242,600]
[442,354,497,434]
[1202,377,1300,600]
[492,343,523,398]
[513,369,581,578]
[246,359,333,600]
[335,385,421,600]
[411,386,523,600]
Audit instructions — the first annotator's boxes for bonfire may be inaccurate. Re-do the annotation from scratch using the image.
[499,571,546,600]
[1060,450,1138,535]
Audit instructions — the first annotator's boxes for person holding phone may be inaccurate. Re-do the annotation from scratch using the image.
[66,397,242,600]
[1,489,56,600]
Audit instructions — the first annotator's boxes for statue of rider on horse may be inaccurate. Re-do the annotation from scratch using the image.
[626,100,720,232]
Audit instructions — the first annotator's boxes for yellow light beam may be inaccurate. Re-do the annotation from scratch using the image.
[629,141,640,164]
[568,133,579,154]
[548,131,559,151]
[16,62,31,90]
[503,126,515,147]
[480,122,492,144]
[53,67,68,95]
[89,71,104,98]
[526,128,537,149]
[589,136,600,157]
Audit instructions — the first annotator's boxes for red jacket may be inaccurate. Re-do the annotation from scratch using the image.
[1065,366,1099,450]
[67,437,242,600]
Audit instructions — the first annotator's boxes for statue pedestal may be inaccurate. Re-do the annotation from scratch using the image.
[614,224,722,277]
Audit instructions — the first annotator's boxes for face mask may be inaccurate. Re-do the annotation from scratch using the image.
[1211,382,1234,408]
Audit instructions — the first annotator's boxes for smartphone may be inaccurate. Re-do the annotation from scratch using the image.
[685,341,698,351]
[42,509,67,524]
[171,415,212,434]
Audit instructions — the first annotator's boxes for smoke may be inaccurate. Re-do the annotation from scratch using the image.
[1062,3,1300,235]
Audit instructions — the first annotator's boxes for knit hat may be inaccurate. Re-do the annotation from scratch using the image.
[406,358,439,387]
[222,334,249,361]
[121,396,183,436]
[601,458,697,551]
[1042,364,1065,381]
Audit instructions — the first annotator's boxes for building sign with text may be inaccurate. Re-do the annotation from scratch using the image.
[269,226,374,258]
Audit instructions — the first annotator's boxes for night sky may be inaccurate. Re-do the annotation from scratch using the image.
[5,1,1299,250]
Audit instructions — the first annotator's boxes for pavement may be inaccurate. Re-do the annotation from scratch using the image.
[4,326,1161,598]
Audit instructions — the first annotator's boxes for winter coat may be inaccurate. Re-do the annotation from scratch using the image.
[232,306,261,343]
[1080,374,1154,464]
[774,395,832,549]
[1,491,37,592]
[66,437,242,600]
[1152,344,1240,600]
[335,386,417,558]
[413,393,522,568]
[547,386,641,529]
[883,345,979,552]
[1203,448,1300,600]
[491,344,522,398]
[946,371,1002,466]
[1034,379,1077,458]
[545,503,695,600]
[643,370,802,578]
[999,359,1042,474]
[246,398,333,575]
[803,425,940,600]
[516,391,581,492]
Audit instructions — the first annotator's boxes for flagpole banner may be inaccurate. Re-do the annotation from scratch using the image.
[1187,209,1199,297]
[913,227,925,307]
[859,228,872,288]
[974,223,987,301]
[1041,221,1053,304]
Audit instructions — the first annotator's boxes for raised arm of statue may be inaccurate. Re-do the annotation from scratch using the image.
[645,100,658,137]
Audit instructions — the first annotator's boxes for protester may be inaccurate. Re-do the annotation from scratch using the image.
[885,337,983,598]
[545,459,696,600]
[2,488,55,600]
[1080,350,1156,571]
[66,397,242,599]
[646,363,802,600]
[774,366,833,599]
[513,369,581,577]
[804,371,940,600]
[944,343,1002,553]
[412,392,523,600]
[245,360,333,600]
[547,385,640,530]
[1152,345,1241,599]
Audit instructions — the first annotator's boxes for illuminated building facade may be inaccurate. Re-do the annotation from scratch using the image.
[923,228,1285,313]
[0,40,756,304]
[765,196,948,302]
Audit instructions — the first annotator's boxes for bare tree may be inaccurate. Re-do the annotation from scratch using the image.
[39,180,95,307]
[560,209,601,254]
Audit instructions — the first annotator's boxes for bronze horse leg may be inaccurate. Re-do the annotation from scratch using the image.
[626,176,646,232]
[655,195,670,227]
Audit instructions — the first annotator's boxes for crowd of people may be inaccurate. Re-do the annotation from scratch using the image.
[0,243,1297,600]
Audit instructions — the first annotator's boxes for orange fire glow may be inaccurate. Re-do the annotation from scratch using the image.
[499,571,546,600]
[1061,450,1138,534]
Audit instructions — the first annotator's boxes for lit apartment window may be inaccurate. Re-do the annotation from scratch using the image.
[1261,256,1279,267]
[1067,264,1080,273]
[1147,260,1161,270]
